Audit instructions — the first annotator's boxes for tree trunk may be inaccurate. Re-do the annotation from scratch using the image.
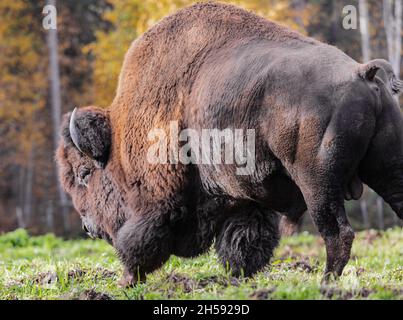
[383,0,402,75]
[360,198,370,229]
[384,0,394,63]
[17,167,26,228]
[359,0,371,62]
[46,0,69,233]
[16,207,25,229]
[23,145,34,227]
[46,200,54,231]
[394,0,402,75]
[376,197,384,230]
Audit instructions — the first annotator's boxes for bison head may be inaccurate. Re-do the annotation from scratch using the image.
[56,107,127,243]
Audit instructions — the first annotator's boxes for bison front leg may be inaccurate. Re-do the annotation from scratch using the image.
[115,211,173,287]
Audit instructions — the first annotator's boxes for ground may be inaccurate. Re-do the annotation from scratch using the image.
[0,228,402,300]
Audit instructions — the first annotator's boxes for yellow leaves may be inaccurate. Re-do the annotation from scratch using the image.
[0,0,25,11]
[227,0,306,32]
[89,0,308,107]
[0,0,46,162]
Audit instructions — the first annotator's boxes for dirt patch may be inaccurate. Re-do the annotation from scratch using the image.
[356,267,366,276]
[276,259,319,273]
[5,279,24,288]
[168,273,196,293]
[250,288,276,300]
[278,247,318,262]
[198,275,240,287]
[94,268,117,279]
[68,268,116,281]
[391,288,403,297]
[78,289,112,300]
[166,273,240,292]
[4,293,20,300]
[288,260,317,273]
[33,271,58,285]
[67,269,86,280]
[320,285,374,300]
[30,267,116,286]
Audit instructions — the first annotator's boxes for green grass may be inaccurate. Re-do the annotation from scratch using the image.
[0,228,402,300]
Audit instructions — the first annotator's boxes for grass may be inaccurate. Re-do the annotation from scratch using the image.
[0,228,402,300]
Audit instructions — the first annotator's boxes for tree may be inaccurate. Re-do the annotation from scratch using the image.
[383,0,402,75]
[359,0,371,62]
[306,0,361,61]
[0,0,111,234]
[0,0,46,231]
[45,0,70,232]
[357,0,373,228]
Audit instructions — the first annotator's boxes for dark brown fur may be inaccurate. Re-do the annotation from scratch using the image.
[56,2,403,286]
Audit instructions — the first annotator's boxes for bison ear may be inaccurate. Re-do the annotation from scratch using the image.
[359,59,403,95]
[69,107,112,169]
[359,63,380,82]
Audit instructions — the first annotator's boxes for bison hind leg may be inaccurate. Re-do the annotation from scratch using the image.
[215,205,280,277]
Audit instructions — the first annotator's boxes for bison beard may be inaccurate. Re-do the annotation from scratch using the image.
[115,200,280,284]
[215,204,280,277]
[56,2,403,287]
[115,211,172,285]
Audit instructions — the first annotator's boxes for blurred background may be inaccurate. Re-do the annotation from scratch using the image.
[0,0,402,237]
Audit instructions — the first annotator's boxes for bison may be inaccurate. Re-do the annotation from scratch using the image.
[56,2,403,287]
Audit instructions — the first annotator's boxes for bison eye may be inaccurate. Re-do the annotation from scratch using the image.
[78,167,92,187]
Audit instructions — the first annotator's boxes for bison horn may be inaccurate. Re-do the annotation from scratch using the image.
[68,107,112,168]
[69,107,84,154]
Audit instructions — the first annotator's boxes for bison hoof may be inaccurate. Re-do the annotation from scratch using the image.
[118,271,146,288]
[321,270,339,284]
[279,216,300,237]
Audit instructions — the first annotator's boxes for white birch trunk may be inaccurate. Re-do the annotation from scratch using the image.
[46,200,54,231]
[384,0,394,64]
[383,0,402,75]
[359,0,371,62]
[23,145,34,226]
[16,207,25,229]
[359,197,370,229]
[46,0,69,233]
[17,167,26,228]
[394,0,402,75]
[376,197,384,230]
